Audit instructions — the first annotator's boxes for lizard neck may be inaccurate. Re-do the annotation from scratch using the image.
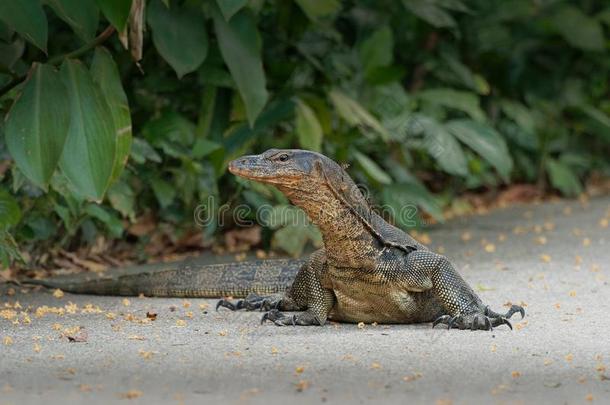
[278,182,379,268]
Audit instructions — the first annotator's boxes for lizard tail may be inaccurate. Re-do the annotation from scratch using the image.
[21,258,305,298]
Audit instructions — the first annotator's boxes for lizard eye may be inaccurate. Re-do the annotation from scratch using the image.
[277,153,289,162]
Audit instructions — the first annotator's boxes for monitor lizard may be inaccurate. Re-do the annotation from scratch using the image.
[25,149,524,330]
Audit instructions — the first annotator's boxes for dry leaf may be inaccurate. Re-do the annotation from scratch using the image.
[295,380,309,392]
[119,390,143,399]
[53,289,64,299]
[66,329,88,343]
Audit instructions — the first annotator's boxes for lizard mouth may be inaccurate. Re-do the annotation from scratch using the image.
[228,156,274,182]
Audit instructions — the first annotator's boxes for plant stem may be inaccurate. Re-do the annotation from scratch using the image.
[0,26,116,98]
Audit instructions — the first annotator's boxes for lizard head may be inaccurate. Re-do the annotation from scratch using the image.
[229,148,369,209]
[229,149,327,186]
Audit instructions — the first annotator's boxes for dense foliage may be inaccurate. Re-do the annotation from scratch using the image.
[0,0,609,266]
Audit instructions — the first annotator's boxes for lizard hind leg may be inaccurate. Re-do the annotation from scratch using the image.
[260,309,323,326]
[216,293,283,312]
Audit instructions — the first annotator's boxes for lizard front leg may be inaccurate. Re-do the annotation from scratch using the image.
[401,250,524,330]
[261,249,335,326]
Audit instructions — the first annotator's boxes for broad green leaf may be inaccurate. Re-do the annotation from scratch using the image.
[192,138,222,159]
[329,89,389,140]
[550,5,604,51]
[295,0,341,21]
[148,0,209,78]
[0,37,25,70]
[0,0,48,52]
[107,180,135,220]
[295,99,323,152]
[91,47,132,182]
[500,100,536,135]
[441,53,489,95]
[215,0,247,20]
[151,177,176,209]
[46,0,99,42]
[382,182,444,224]
[414,114,468,176]
[546,159,582,197]
[0,188,21,229]
[598,8,610,26]
[84,204,123,237]
[418,88,485,122]
[360,25,393,78]
[96,0,132,32]
[272,223,322,257]
[5,63,70,188]
[353,151,392,185]
[402,0,456,28]
[59,60,116,201]
[213,7,268,126]
[0,229,23,268]
[446,119,513,180]
[579,104,610,143]
[130,138,161,164]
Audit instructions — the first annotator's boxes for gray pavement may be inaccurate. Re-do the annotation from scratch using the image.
[1,196,609,405]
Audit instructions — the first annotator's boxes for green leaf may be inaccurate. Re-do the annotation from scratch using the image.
[151,177,176,209]
[446,119,513,180]
[215,0,247,20]
[414,114,468,176]
[353,150,392,185]
[402,0,456,28]
[84,204,123,237]
[546,159,582,197]
[0,37,25,70]
[295,99,323,152]
[500,100,536,135]
[59,59,116,201]
[91,47,132,182]
[579,104,610,143]
[46,0,99,42]
[5,63,70,188]
[0,188,21,229]
[329,89,389,140]
[382,182,444,226]
[550,5,604,51]
[107,180,135,221]
[130,138,161,164]
[96,0,132,32]
[418,88,485,122]
[147,0,209,78]
[0,0,48,52]
[360,25,393,78]
[295,0,341,21]
[271,223,322,257]
[213,7,268,126]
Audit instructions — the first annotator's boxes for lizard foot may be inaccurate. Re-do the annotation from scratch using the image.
[260,309,322,326]
[432,304,525,331]
[216,293,281,312]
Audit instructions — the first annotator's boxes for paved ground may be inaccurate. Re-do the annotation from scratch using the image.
[1,196,609,405]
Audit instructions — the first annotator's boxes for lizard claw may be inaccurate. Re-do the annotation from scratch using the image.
[432,315,451,328]
[216,299,236,311]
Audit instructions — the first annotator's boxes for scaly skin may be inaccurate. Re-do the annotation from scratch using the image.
[217,149,525,329]
[25,149,524,330]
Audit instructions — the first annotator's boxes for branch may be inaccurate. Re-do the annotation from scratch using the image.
[0,26,116,98]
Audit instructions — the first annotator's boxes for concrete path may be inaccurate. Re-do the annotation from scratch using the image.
[1,197,609,405]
